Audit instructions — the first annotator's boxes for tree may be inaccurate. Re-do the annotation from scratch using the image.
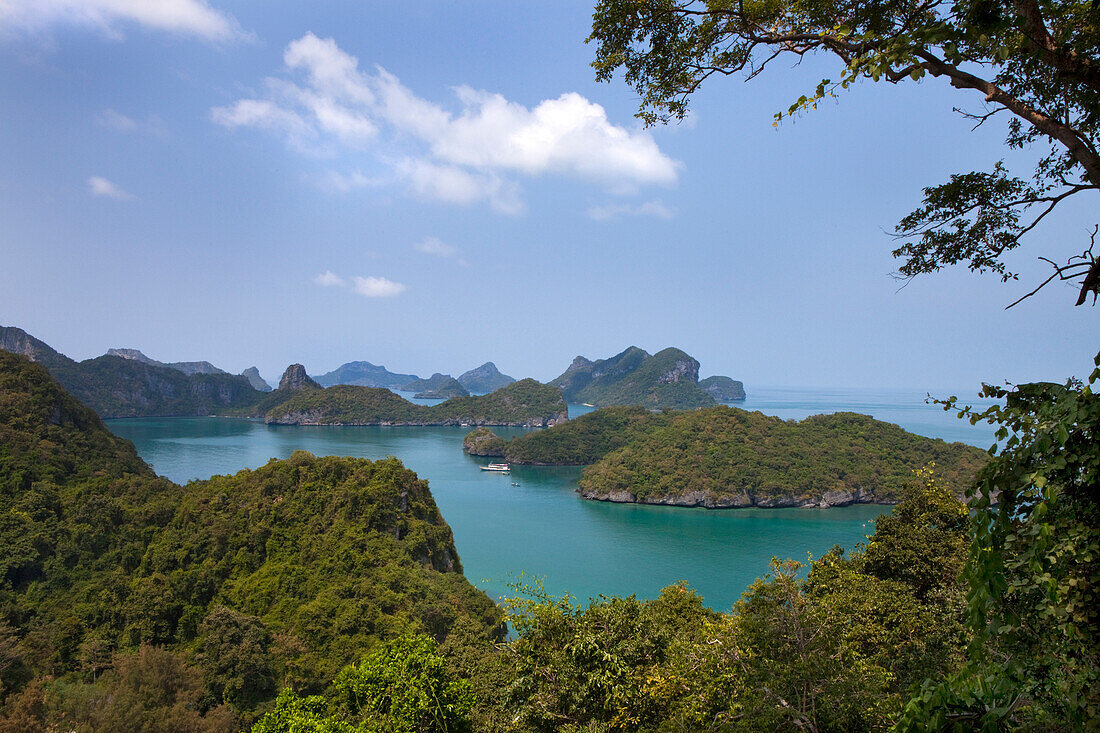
[589,0,1100,306]
[898,355,1099,727]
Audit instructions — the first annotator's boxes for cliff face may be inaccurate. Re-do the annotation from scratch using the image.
[0,326,76,370]
[457,362,516,394]
[278,363,321,391]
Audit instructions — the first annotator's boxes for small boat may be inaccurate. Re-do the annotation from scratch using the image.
[480,463,511,473]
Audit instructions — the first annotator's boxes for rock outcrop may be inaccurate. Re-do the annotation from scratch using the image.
[278,364,321,391]
[698,375,747,401]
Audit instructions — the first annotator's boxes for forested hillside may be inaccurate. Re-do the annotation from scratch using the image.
[0,351,503,730]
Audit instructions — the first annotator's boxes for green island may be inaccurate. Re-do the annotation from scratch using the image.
[402,373,470,399]
[2,344,1096,730]
[550,346,731,410]
[258,373,568,427]
[464,406,988,507]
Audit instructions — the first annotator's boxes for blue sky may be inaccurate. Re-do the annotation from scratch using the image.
[0,0,1095,392]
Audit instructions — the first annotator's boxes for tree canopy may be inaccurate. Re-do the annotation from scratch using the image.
[590,0,1100,306]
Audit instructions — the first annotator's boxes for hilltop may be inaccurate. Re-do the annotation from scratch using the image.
[550,346,742,409]
[315,360,419,389]
[457,362,515,393]
[106,347,228,376]
[465,405,986,507]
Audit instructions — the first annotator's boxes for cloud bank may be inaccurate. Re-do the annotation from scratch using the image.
[213,33,679,213]
[0,0,245,41]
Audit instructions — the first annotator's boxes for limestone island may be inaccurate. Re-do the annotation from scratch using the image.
[463,405,986,508]
[256,365,567,427]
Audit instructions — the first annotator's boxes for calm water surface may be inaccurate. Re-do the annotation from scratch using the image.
[107,387,997,611]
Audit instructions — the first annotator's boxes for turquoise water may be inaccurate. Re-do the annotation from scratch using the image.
[106,387,996,611]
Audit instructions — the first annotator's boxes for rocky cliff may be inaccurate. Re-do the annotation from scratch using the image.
[278,363,321,391]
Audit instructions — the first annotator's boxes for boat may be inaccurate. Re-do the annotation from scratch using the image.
[480,463,510,473]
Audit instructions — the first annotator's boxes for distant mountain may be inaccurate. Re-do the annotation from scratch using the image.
[241,366,273,392]
[699,375,746,401]
[0,325,75,370]
[458,362,515,393]
[549,346,717,410]
[107,347,228,376]
[402,373,469,399]
[315,360,420,389]
[259,377,566,427]
[0,326,263,418]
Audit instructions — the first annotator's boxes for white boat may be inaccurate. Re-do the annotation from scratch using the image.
[480,463,510,472]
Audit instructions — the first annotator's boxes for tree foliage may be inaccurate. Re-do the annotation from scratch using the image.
[899,352,1100,727]
[0,352,503,729]
[589,0,1100,305]
[498,473,970,732]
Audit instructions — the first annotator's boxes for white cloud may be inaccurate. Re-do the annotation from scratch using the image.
[87,175,133,200]
[414,236,458,258]
[95,108,137,132]
[0,0,246,41]
[587,199,675,221]
[397,158,524,215]
[314,270,345,287]
[313,170,383,193]
[352,276,405,298]
[212,33,680,213]
[95,108,167,136]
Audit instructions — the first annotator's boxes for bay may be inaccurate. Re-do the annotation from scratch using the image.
[106,386,996,612]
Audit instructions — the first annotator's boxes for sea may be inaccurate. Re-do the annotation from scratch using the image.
[106,386,999,613]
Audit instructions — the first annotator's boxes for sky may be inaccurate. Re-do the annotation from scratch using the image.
[0,0,1096,392]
